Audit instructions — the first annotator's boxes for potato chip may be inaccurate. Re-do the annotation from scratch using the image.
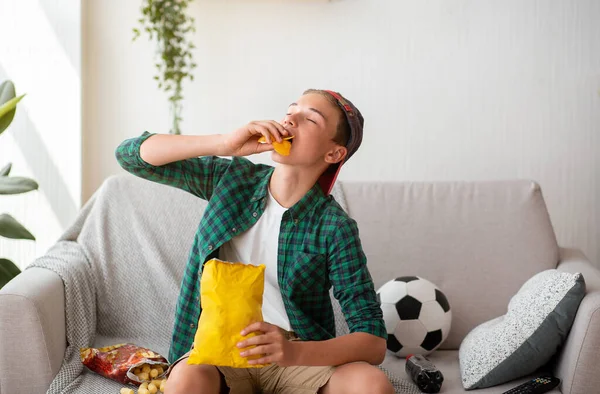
[257,135,294,156]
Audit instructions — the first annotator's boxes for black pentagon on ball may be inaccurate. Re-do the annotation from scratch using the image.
[395,295,422,320]
[395,276,419,283]
[421,329,443,351]
[435,289,451,312]
[387,334,403,353]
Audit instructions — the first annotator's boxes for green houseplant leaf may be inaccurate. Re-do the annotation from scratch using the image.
[0,79,31,290]
[0,258,21,289]
[0,213,35,240]
[0,176,38,195]
[133,0,196,134]
[0,80,25,135]
[0,163,11,176]
[0,94,25,119]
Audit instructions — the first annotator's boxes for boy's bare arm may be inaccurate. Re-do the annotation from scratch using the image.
[139,134,228,166]
[293,333,387,366]
[139,120,290,166]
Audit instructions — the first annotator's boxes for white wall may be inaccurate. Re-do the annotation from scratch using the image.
[0,0,81,269]
[84,0,600,265]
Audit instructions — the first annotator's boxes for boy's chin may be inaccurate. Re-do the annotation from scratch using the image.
[271,151,293,163]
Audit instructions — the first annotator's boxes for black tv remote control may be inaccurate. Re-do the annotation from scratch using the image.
[502,375,560,394]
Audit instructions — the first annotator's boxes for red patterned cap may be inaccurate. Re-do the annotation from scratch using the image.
[317,90,364,195]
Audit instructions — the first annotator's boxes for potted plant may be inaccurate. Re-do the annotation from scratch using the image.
[0,80,37,289]
[133,0,197,135]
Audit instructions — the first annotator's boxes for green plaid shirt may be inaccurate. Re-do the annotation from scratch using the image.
[115,132,386,363]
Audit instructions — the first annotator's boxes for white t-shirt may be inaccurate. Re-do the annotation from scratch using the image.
[218,187,292,331]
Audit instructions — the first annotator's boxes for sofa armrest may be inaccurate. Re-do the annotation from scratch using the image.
[0,267,66,394]
[554,248,600,394]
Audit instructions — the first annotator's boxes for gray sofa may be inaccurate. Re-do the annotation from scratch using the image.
[1,175,599,394]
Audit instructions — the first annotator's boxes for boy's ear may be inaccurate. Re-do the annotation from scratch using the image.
[324,146,347,165]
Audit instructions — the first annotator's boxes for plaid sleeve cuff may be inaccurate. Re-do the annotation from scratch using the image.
[115,131,156,170]
[342,281,388,340]
[347,312,388,340]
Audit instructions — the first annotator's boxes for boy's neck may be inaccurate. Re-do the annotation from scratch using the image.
[269,165,323,209]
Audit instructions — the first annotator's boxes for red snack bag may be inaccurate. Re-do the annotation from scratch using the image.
[80,343,170,385]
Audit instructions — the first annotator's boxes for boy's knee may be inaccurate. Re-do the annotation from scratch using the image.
[354,367,393,394]
[164,363,222,394]
[324,363,393,394]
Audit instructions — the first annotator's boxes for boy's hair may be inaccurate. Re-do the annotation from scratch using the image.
[303,89,351,147]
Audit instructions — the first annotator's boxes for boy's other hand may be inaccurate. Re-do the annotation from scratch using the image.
[237,322,299,367]
[222,121,290,157]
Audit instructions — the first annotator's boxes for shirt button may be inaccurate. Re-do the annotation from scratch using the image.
[190,323,195,328]
[294,219,299,224]
[232,227,237,232]
[208,245,213,250]
[252,212,258,217]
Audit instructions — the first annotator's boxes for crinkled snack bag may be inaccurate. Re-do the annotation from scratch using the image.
[188,259,266,368]
[80,343,169,385]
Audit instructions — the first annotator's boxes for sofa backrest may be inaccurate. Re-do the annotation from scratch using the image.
[88,176,559,353]
[342,180,559,349]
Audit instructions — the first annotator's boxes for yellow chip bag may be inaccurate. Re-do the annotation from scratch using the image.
[188,259,267,368]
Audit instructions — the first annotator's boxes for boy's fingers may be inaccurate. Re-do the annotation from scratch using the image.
[241,321,272,336]
[254,125,272,144]
[267,120,287,136]
[237,334,269,348]
[240,344,275,357]
[265,124,283,142]
[257,121,284,142]
[248,123,270,144]
[247,120,287,145]
[259,120,284,133]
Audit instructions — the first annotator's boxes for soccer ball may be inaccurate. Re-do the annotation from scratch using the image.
[377,276,452,357]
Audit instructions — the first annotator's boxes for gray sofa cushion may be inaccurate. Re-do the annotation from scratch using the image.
[342,180,559,349]
[458,269,585,390]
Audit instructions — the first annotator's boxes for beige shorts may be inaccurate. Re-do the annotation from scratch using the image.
[166,333,335,394]
[216,363,335,394]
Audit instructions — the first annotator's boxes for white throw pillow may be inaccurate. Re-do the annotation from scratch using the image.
[459,269,585,390]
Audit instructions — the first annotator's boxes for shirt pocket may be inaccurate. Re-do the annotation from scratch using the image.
[284,252,330,296]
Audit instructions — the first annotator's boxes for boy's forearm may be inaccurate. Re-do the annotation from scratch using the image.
[293,332,386,366]
[139,133,227,166]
